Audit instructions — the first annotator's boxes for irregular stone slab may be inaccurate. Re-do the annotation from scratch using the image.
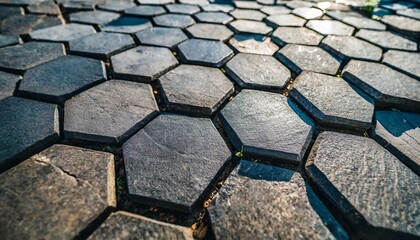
[226,53,290,91]
[0,0,51,5]
[60,2,94,11]
[112,46,178,82]
[123,114,231,212]
[89,212,193,240]
[100,17,152,34]
[186,23,233,41]
[286,0,314,9]
[194,12,233,24]
[229,34,278,55]
[292,7,323,20]
[342,16,386,30]
[219,90,314,163]
[201,3,234,13]
[97,1,136,12]
[306,20,355,36]
[19,55,106,104]
[0,144,116,239]
[229,19,273,35]
[159,65,234,116]
[153,14,195,28]
[397,8,420,21]
[356,29,417,51]
[0,97,59,170]
[1,14,62,35]
[30,23,95,42]
[317,2,350,11]
[320,35,383,62]
[125,5,166,17]
[0,71,20,100]
[0,41,65,73]
[69,10,120,25]
[306,131,420,238]
[342,60,420,112]
[230,9,267,21]
[383,50,420,80]
[260,5,291,15]
[64,80,158,144]
[265,14,306,27]
[0,34,21,48]
[275,44,340,75]
[0,6,23,21]
[290,71,374,131]
[177,39,233,67]
[381,15,420,37]
[69,32,135,60]
[209,160,348,240]
[381,1,415,11]
[271,27,323,46]
[166,4,200,15]
[138,0,174,4]
[135,27,188,49]
[234,1,262,9]
[326,10,363,21]
[27,1,59,15]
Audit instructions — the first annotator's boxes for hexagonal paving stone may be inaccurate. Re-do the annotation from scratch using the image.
[201,3,234,13]
[166,4,200,15]
[265,14,306,28]
[229,34,279,55]
[0,71,20,101]
[27,1,59,15]
[100,16,152,34]
[342,60,420,112]
[260,5,291,15]
[230,9,266,21]
[0,41,65,73]
[275,44,340,75]
[271,27,323,46]
[124,5,166,17]
[177,39,233,67]
[234,1,262,9]
[209,160,349,240]
[153,14,195,28]
[342,16,386,30]
[60,2,94,12]
[179,0,208,5]
[69,10,120,25]
[356,29,417,51]
[135,27,188,49]
[138,0,174,4]
[226,53,290,91]
[383,50,420,80]
[123,114,231,212]
[194,12,233,24]
[0,34,21,48]
[1,14,62,35]
[0,144,116,239]
[89,212,193,240]
[292,7,323,20]
[112,46,178,82]
[317,2,350,11]
[229,19,273,35]
[326,10,364,21]
[19,55,106,104]
[98,1,136,12]
[306,20,355,36]
[29,23,95,42]
[186,23,233,41]
[286,0,315,9]
[0,97,59,170]
[381,15,420,37]
[290,71,374,131]
[219,90,314,163]
[159,65,234,116]
[397,8,420,21]
[320,35,383,62]
[306,132,420,238]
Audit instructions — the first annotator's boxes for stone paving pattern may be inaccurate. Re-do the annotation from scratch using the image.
[0,0,419,239]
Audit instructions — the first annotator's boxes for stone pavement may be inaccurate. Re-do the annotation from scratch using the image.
[0,0,419,239]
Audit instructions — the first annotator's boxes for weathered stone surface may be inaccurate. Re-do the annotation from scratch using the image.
[100,17,152,34]
[166,4,200,15]
[317,2,350,11]
[201,3,234,13]
[356,29,417,51]
[209,160,348,240]
[383,50,420,80]
[194,11,233,24]
[27,1,59,15]
[69,32,135,60]
[186,23,233,41]
[19,55,106,104]
[177,39,233,67]
[1,14,62,35]
[0,6,23,21]
[275,44,340,75]
[138,0,174,4]
[153,14,195,28]
[159,65,234,116]
[265,14,306,28]
[0,0,54,5]
[234,1,262,9]
[179,0,208,5]
[381,2,415,12]
[125,5,166,17]
[112,46,178,82]
[136,27,188,49]
[271,27,323,46]
[397,8,420,21]
[381,15,420,37]
[0,41,65,73]
[342,60,420,112]
[0,71,20,101]
[69,10,120,25]
[0,34,20,48]
[89,212,194,240]
[326,10,363,21]
[306,20,355,36]
[123,114,231,212]
[292,7,323,20]
[98,1,136,12]
[219,90,314,163]
[229,34,278,55]
[286,0,314,9]
[230,9,266,21]
[0,144,116,239]
[226,53,290,90]
[29,23,95,42]
[0,97,59,169]
[290,71,374,131]
[260,5,291,15]
[229,19,273,35]
[306,131,420,238]
[342,16,386,30]
[60,2,94,12]
[320,35,383,61]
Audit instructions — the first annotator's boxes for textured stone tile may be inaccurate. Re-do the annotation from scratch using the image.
[306,20,355,36]
[1,14,62,35]
[0,97,59,169]
[306,131,420,238]
[89,212,193,240]
[383,50,420,80]
[194,12,233,24]
[381,2,415,11]
[265,14,306,28]
[19,55,106,104]
[0,71,20,100]
[317,2,350,11]
[209,160,349,240]
[69,10,120,25]
[166,4,200,15]
[177,39,233,67]
[292,7,323,20]
[326,10,363,21]
[0,6,23,21]
[112,46,178,82]
[125,5,166,17]
[260,5,291,15]
[100,17,152,34]
[342,16,386,30]
[98,1,136,12]
[229,34,278,55]
[30,23,95,42]
[179,0,208,5]
[60,2,94,12]
[136,27,188,49]
[286,0,315,9]
[234,1,262,9]
[201,3,234,13]
[372,7,393,18]
[123,114,230,212]
[342,60,420,112]
[27,1,59,15]
[397,8,420,21]
[271,27,323,46]
[381,15,420,37]
[0,144,115,239]
[229,19,272,35]
[356,29,417,51]
[186,23,233,41]
[153,14,195,28]
[219,90,314,163]
[275,44,340,75]
[0,34,21,48]
[226,53,290,91]
[230,9,266,21]
[138,0,174,4]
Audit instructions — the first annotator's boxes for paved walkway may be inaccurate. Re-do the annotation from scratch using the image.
[0,0,419,239]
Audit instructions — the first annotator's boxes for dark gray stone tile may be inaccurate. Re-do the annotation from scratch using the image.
[292,7,323,20]
[1,14,62,35]
[234,1,262,9]
[271,27,323,46]
[60,2,94,11]
[381,15,420,37]
[166,4,200,15]
[306,20,355,36]
[0,0,44,5]
[342,16,386,30]
[153,14,195,28]
[27,1,59,15]
[0,34,21,48]
[159,65,234,116]
[98,1,136,12]
[125,5,166,17]
[342,60,420,112]
[29,23,95,42]
[135,27,188,49]
[260,5,291,15]
[69,10,120,25]
[177,39,233,67]
[265,14,306,28]
[229,34,278,55]
[229,19,272,35]
[0,71,20,100]
[111,46,178,82]
[230,9,266,21]
[123,114,231,212]
[194,12,233,24]
[100,17,152,34]
[0,6,23,21]
[0,144,115,238]
[383,50,420,80]
[201,3,234,13]
[186,23,233,41]
[356,29,417,51]
[397,8,420,21]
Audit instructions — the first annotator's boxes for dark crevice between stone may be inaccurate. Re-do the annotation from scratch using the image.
[74,206,115,240]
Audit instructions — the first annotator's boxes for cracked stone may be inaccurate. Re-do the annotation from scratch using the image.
[356,29,417,51]
[186,23,233,41]
[0,34,21,48]
[69,10,120,25]
[229,19,273,35]
[292,7,323,20]
[29,23,95,42]
[201,4,234,13]
[166,4,200,15]
[0,71,20,101]
[271,27,323,46]
[98,1,136,12]
[27,1,59,15]
[125,5,166,17]
[153,14,195,28]
[177,39,233,67]
[1,14,62,35]
[381,15,420,37]
[265,14,306,28]
[260,6,291,15]
[229,34,278,55]
[123,114,231,212]
[136,27,188,49]
[342,16,386,30]
[230,9,266,21]
[100,16,152,34]
[383,50,420,80]
[194,12,233,24]
[306,20,355,36]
